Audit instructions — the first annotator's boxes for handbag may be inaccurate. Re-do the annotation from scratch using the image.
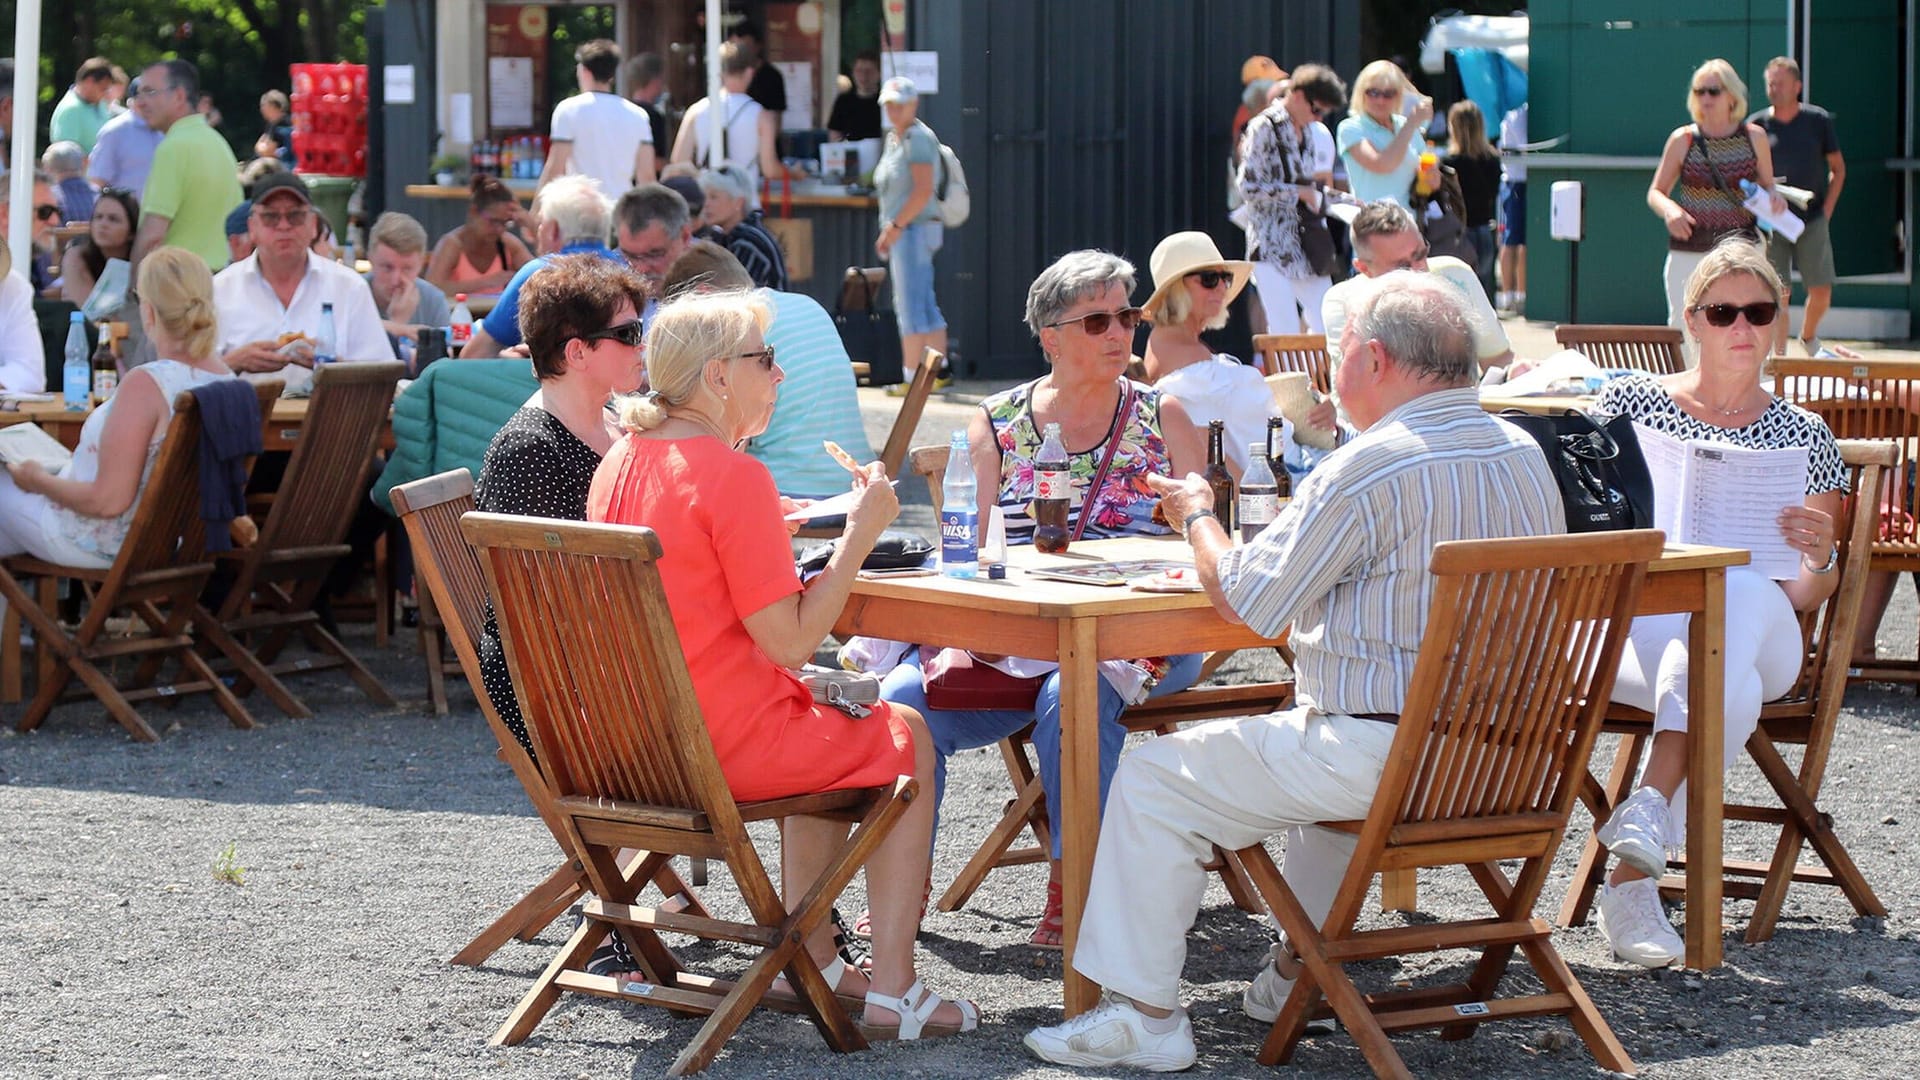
[1268,114,1337,277]
[793,664,879,718]
[796,529,933,575]
[922,382,1139,711]
[833,266,904,386]
[1499,409,1657,534]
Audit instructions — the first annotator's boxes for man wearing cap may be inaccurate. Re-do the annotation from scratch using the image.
[212,172,394,393]
[130,59,243,273]
[225,202,255,265]
[88,77,165,198]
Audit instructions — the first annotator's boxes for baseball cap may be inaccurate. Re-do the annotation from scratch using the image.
[225,201,253,237]
[877,76,918,105]
[251,172,313,206]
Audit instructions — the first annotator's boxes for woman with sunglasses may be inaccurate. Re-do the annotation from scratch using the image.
[1336,59,1432,208]
[1647,58,1787,331]
[426,174,534,295]
[1236,64,1348,335]
[1587,238,1846,969]
[61,187,139,306]
[1139,231,1278,479]
[865,250,1207,951]
[588,291,981,1042]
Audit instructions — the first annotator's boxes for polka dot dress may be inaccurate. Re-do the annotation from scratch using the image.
[474,406,606,757]
[1594,373,1847,495]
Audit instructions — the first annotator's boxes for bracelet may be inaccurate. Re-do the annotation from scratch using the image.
[1181,509,1218,536]
[1805,545,1839,575]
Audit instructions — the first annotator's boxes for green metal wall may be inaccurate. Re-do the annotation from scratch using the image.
[1526,0,1914,329]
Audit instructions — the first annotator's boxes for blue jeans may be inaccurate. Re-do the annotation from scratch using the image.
[887,221,946,335]
[878,651,1204,859]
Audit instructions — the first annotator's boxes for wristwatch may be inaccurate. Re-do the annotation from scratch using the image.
[1181,508,1218,536]
[1805,545,1839,575]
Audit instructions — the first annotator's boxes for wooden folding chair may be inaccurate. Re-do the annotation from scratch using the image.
[389,470,705,967]
[1560,441,1894,943]
[900,444,1291,916]
[1253,333,1333,394]
[1771,358,1920,689]
[1236,530,1659,1078]
[1,384,279,741]
[794,347,944,540]
[1553,324,1687,375]
[195,361,405,717]
[465,513,918,1075]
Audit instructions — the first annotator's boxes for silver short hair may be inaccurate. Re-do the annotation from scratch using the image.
[41,141,85,176]
[1025,250,1136,337]
[531,174,614,244]
[1347,271,1476,385]
[698,165,754,203]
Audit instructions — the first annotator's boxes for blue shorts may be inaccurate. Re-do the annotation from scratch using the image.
[1500,181,1527,247]
[888,221,946,336]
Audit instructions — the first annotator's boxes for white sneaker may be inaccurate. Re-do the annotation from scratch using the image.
[1595,877,1684,968]
[1024,994,1197,1072]
[1595,785,1670,879]
[1242,945,1338,1033]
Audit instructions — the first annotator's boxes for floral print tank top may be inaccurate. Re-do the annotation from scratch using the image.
[981,377,1174,544]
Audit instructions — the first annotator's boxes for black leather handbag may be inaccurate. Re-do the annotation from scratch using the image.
[834,267,905,387]
[1499,410,1656,534]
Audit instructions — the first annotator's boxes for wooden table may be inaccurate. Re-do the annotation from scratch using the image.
[2,394,393,453]
[833,536,1748,1014]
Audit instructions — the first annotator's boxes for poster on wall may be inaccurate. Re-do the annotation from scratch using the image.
[882,51,938,94]
[489,57,536,129]
[775,62,815,130]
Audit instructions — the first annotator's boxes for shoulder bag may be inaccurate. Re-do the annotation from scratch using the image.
[1499,409,1656,534]
[1268,114,1337,276]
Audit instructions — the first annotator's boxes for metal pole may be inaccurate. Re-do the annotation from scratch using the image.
[705,0,722,166]
[10,0,43,277]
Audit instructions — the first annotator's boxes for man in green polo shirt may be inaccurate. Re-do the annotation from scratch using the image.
[130,59,243,273]
[49,56,116,156]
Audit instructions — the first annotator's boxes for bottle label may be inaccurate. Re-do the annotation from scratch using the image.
[1034,468,1069,500]
[93,369,118,400]
[939,508,978,567]
[450,323,473,347]
[1239,491,1279,526]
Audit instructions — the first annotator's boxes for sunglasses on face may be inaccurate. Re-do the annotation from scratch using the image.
[1692,85,1725,97]
[731,344,777,370]
[1187,269,1232,290]
[254,208,312,228]
[579,319,645,347]
[1363,87,1399,100]
[1046,307,1143,335]
[1691,301,1779,327]
[33,205,60,221]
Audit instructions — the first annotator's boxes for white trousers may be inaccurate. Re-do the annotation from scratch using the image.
[0,474,109,621]
[1609,567,1803,828]
[1071,708,1398,1010]
[1253,262,1331,336]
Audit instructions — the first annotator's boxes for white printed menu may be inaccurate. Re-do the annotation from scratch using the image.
[1634,423,1809,579]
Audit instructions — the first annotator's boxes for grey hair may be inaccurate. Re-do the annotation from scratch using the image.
[1347,272,1476,385]
[41,141,85,176]
[1025,250,1136,337]
[698,165,754,203]
[531,174,613,244]
[1350,201,1421,260]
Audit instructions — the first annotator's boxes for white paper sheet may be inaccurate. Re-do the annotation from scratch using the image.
[1744,188,1805,242]
[784,480,900,521]
[488,57,535,130]
[1635,423,1809,579]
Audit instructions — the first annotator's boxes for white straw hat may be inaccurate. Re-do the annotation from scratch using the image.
[1144,231,1252,316]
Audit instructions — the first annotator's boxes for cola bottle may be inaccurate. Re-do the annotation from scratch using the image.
[1033,421,1071,553]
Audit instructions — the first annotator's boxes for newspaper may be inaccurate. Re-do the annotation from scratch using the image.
[1634,423,1809,579]
[0,423,74,472]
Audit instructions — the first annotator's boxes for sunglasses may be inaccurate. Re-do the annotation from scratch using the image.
[1692,85,1725,97]
[730,344,777,370]
[254,208,312,228]
[1690,301,1779,327]
[1046,307,1144,335]
[580,319,645,347]
[1187,269,1232,289]
[33,205,60,221]
[1363,87,1399,100]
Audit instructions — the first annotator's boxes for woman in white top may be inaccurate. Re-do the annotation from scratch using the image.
[1139,231,1284,479]
[0,243,43,394]
[669,41,783,205]
[0,247,241,569]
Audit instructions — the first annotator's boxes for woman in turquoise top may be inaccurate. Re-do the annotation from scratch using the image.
[1336,59,1433,207]
[871,75,946,392]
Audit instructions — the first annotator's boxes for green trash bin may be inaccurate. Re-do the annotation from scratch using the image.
[300,174,357,247]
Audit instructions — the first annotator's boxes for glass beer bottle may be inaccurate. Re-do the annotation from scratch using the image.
[1203,419,1235,534]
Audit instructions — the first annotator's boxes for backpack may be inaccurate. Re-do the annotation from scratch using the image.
[934,141,970,227]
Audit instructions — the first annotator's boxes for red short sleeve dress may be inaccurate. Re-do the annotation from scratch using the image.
[587,433,915,803]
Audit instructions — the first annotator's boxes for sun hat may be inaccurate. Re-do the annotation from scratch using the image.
[1144,231,1252,317]
[1241,56,1285,85]
[877,76,918,104]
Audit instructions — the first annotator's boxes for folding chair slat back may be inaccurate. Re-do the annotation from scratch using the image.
[1252,333,1333,395]
[1552,324,1687,375]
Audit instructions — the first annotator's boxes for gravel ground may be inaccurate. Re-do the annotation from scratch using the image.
[4,370,1920,1079]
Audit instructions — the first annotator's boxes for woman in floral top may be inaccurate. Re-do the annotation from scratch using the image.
[873,250,1206,949]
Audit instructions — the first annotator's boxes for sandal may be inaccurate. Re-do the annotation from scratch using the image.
[832,907,873,973]
[856,978,980,1041]
[1029,878,1064,950]
[770,955,868,1012]
[584,931,641,980]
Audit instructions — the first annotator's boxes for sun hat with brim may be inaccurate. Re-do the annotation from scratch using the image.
[1144,231,1251,318]
[878,77,918,104]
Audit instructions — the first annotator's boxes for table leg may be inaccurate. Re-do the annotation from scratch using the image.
[1684,568,1726,969]
[1058,617,1102,1016]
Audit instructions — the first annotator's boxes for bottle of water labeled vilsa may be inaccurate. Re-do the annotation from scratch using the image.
[940,430,978,579]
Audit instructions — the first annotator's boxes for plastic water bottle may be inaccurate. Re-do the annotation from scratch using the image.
[314,302,338,366]
[939,430,978,579]
[62,313,89,411]
[449,294,474,350]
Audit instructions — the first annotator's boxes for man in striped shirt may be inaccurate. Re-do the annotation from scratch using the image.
[1026,273,1564,1071]
[696,165,789,291]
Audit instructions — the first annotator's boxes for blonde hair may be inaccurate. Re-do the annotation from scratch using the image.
[1353,60,1410,105]
[618,291,772,431]
[137,247,219,360]
[1446,100,1496,159]
[1683,236,1783,313]
[1686,58,1748,125]
[368,211,429,256]
[1145,274,1228,331]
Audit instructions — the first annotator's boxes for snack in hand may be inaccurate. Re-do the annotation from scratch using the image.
[822,439,863,474]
